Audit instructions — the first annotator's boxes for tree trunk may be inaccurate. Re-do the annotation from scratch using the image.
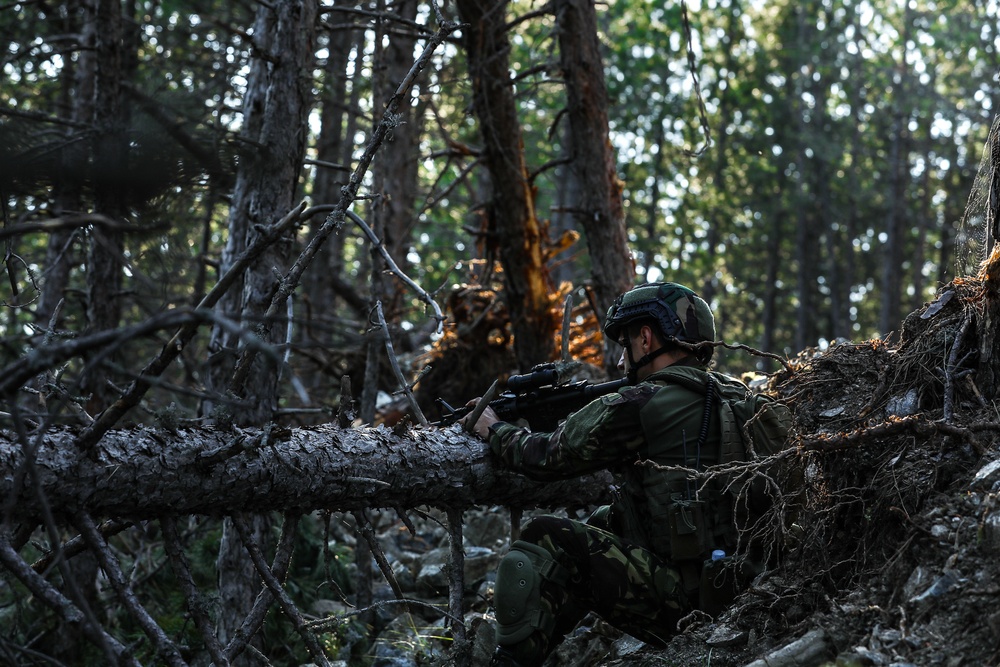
[306,15,356,313]
[376,0,422,320]
[82,0,133,413]
[790,21,817,353]
[0,424,612,522]
[554,0,634,370]
[208,0,318,424]
[760,188,786,366]
[39,0,88,334]
[879,4,913,340]
[456,0,557,371]
[977,120,1000,399]
[205,3,318,660]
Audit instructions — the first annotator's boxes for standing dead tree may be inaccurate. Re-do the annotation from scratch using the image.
[976,116,1000,399]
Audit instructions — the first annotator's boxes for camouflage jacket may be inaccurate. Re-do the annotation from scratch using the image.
[489,363,746,559]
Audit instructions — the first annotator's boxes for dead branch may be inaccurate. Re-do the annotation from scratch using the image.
[374,300,429,426]
[161,517,230,667]
[0,532,138,666]
[0,423,613,522]
[75,512,188,667]
[72,201,308,453]
[447,506,466,642]
[233,512,330,667]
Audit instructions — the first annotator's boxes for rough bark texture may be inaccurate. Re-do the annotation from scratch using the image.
[977,123,1000,399]
[376,0,421,319]
[208,0,318,423]
[82,0,130,413]
[456,0,557,370]
[555,0,634,371]
[0,424,612,522]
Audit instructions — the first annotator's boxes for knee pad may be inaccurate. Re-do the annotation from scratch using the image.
[493,540,568,646]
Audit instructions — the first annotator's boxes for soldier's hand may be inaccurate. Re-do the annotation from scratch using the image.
[459,400,500,439]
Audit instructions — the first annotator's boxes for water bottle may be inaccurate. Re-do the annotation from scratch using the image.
[699,549,736,616]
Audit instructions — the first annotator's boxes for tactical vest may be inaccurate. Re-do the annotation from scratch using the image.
[613,366,786,560]
[607,365,792,610]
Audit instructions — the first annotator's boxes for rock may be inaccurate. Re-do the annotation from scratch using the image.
[872,626,902,650]
[970,459,1000,491]
[464,506,511,547]
[988,610,1000,635]
[886,388,919,417]
[981,511,1000,550]
[391,559,416,593]
[312,598,352,617]
[837,646,889,665]
[901,566,932,601]
[909,571,959,603]
[370,612,445,667]
[462,546,501,585]
[612,634,646,656]
[744,628,831,667]
[920,289,954,319]
[414,546,499,596]
[705,623,748,647]
[415,562,448,597]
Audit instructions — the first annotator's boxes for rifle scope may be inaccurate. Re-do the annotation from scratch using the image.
[506,363,560,393]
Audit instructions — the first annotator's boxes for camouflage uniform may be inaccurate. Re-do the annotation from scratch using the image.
[487,283,744,666]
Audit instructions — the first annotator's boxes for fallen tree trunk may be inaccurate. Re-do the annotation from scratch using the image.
[0,422,612,521]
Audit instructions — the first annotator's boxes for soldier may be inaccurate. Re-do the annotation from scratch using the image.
[464,282,769,666]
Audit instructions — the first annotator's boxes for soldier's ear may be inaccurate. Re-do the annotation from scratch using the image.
[641,324,654,349]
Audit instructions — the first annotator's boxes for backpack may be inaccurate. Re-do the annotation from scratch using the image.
[656,367,792,467]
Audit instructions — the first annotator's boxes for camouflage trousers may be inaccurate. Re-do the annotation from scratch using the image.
[496,514,690,666]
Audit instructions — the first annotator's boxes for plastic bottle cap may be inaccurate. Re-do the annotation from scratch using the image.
[711,549,726,561]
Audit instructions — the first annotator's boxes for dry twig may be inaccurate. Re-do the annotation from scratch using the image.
[232,513,330,667]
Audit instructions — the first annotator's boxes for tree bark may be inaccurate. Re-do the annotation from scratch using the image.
[977,120,1000,399]
[0,424,612,522]
[208,0,318,424]
[555,0,634,370]
[82,0,133,413]
[456,0,557,371]
[879,3,913,340]
[203,4,317,660]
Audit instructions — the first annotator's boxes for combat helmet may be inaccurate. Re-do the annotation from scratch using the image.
[605,282,716,371]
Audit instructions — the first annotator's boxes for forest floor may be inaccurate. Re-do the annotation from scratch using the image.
[362,279,1000,667]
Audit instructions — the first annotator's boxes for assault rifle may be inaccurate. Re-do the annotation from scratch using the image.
[435,363,629,432]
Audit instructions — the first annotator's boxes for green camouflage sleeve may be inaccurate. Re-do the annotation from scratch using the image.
[487,384,660,481]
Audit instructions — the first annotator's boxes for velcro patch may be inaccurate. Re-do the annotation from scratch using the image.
[601,393,627,406]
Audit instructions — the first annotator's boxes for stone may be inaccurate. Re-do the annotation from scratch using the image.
[706,623,749,647]
[886,388,919,417]
[970,459,1000,491]
[981,511,1000,550]
[370,612,445,667]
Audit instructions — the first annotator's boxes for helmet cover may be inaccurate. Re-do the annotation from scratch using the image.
[604,282,716,346]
